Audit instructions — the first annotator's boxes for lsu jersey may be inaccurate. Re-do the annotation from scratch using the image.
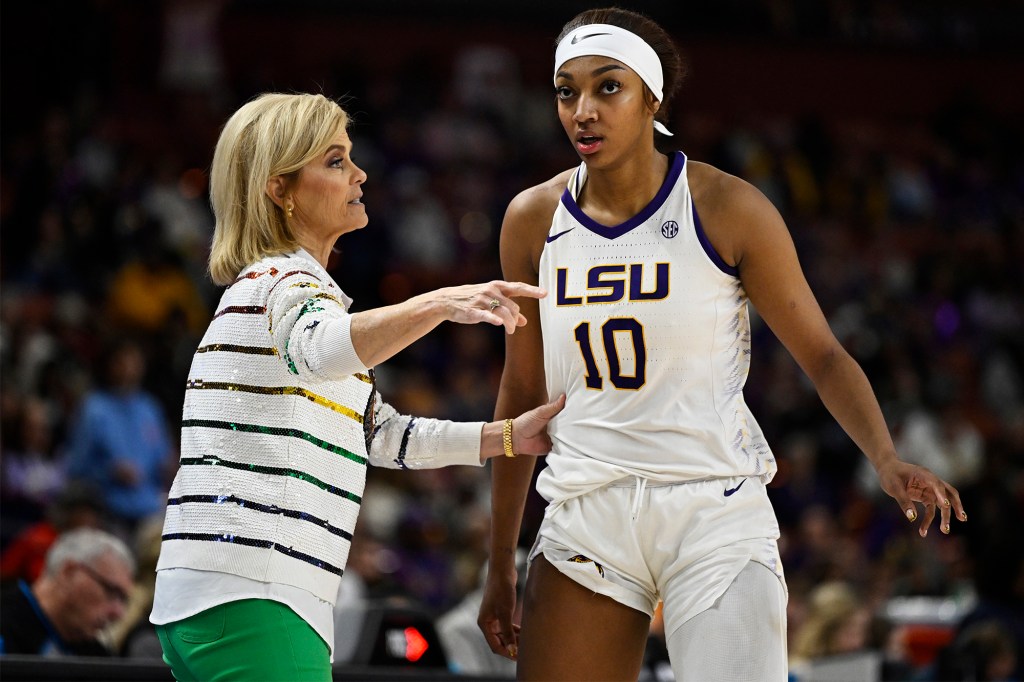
[536,152,776,504]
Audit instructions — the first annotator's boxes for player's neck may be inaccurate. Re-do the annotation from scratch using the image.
[580,150,669,222]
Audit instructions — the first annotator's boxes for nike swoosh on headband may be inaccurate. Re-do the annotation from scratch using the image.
[571,31,612,44]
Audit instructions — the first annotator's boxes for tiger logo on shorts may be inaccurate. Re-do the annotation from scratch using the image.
[568,554,605,578]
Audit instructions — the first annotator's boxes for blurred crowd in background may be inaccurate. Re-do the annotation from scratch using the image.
[1,0,1022,679]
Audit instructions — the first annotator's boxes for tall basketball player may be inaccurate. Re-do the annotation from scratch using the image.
[478,7,968,680]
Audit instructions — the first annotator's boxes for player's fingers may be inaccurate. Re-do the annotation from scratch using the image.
[938,495,953,535]
[933,480,967,524]
[923,475,962,533]
[918,503,936,537]
[890,487,917,524]
[481,621,509,656]
[948,487,967,523]
[496,628,517,659]
[927,478,950,510]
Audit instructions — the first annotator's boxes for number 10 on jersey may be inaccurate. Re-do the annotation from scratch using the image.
[573,318,647,390]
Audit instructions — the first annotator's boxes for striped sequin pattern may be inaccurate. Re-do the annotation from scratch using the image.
[159,253,373,596]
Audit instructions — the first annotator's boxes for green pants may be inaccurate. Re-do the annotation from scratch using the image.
[155,599,331,682]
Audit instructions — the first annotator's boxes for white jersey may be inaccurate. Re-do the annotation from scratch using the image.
[536,151,776,504]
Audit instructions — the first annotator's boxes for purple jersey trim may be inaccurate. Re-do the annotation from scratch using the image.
[692,200,739,277]
[559,151,686,240]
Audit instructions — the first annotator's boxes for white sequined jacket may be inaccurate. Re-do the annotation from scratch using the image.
[156,249,483,602]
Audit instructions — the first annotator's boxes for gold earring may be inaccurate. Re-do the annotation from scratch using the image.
[286,204,293,219]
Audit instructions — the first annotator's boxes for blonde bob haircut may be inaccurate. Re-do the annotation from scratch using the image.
[208,92,349,286]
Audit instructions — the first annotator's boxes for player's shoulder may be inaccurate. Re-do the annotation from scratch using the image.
[687,160,775,221]
[505,168,575,225]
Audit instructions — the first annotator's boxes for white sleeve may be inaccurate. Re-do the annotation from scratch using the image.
[266,269,369,380]
[365,396,484,469]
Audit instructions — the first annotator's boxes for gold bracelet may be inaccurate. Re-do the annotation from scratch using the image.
[502,418,516,458]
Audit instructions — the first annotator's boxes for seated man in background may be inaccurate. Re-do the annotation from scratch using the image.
[0,482,107,585]
[0,528,135,656]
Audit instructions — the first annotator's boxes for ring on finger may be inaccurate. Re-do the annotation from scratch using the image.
[488,299,501,311]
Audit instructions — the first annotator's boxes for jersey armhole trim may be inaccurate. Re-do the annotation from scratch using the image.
[692,200,739,277]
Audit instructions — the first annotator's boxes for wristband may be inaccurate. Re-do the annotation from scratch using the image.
[502,419,516,458]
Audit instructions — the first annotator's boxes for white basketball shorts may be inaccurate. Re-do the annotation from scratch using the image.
[528,475,787,640]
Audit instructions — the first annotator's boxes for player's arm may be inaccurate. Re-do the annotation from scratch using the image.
[489,188,550,574]
[693,163,966,534]
[479,178,564,659]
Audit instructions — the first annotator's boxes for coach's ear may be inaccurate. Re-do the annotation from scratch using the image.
[266,176,289,210]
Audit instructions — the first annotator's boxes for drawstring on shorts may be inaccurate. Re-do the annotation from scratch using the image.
[631,477,647,522]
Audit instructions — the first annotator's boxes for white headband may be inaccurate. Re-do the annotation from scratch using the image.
[554,23,673,136]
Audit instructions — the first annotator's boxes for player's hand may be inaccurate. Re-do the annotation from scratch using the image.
[875,459,967,537]
[478,562,520,660]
